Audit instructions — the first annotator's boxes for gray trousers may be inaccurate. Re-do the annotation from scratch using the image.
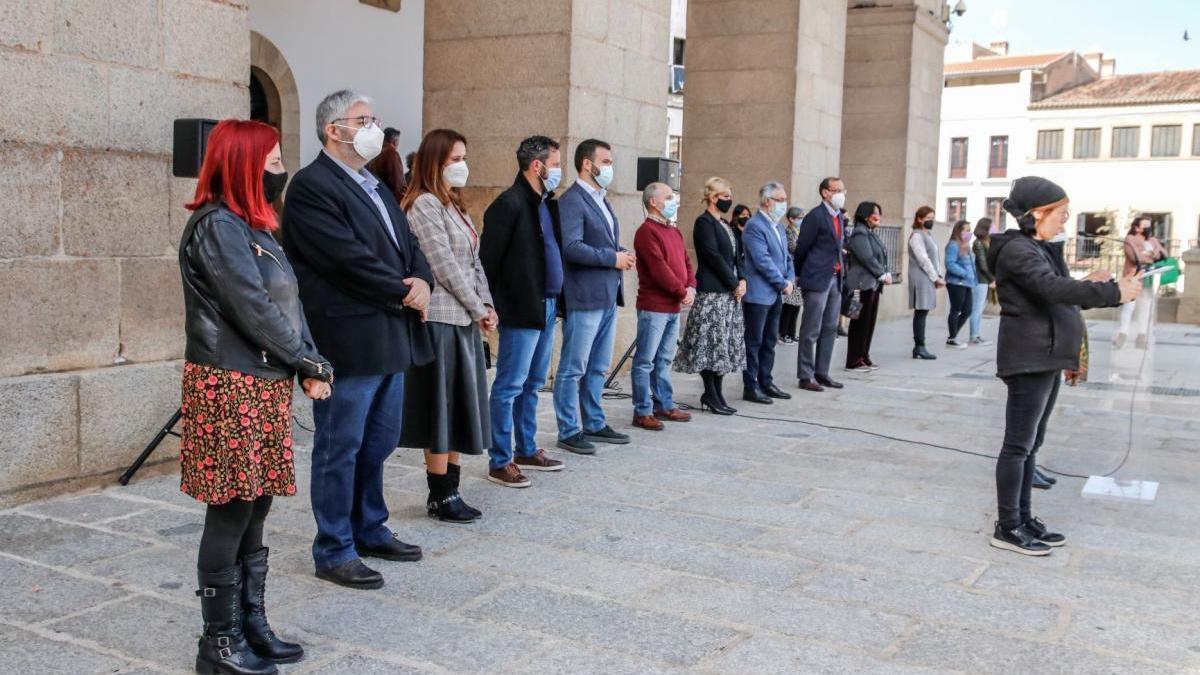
[797,276,842,381]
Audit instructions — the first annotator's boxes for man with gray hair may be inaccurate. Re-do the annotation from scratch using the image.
[740,181,794,404]
[283,89,433,590]
[630,182,694,431]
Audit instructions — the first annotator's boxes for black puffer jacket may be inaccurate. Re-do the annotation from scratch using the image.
[180,204,332,383]
[987,231,1120,378]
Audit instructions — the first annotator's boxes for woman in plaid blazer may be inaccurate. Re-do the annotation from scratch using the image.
[399,128,497,525]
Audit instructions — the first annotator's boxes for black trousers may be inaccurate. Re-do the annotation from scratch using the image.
[995,371,1061,529]
[198,496,273,573]
[742,299,782,390]
[845,287,881,367]
[946,285,972,340]
[912,309,929,346]
[779,303,801,340]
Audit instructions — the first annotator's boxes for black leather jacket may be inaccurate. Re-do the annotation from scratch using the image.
[180,204,332,383]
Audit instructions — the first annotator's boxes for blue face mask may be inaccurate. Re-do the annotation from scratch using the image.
[772,201,788,221]
[542,166,562,192]
[594,164,614,189]
[661,197,679,221]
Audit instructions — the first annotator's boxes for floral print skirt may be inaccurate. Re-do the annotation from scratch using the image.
[673,291,747,376]
[179,362,297,505]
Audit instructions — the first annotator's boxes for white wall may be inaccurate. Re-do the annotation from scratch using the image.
[934,72,1030,226]
[1028,102,1200,243]
[248,0,425,165]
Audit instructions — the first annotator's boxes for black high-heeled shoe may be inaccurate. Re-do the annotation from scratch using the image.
[912,345,937,360]
[700,394,735,415]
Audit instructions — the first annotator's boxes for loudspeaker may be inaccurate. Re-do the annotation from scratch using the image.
[636,157,681,192]
[172,118,219,178]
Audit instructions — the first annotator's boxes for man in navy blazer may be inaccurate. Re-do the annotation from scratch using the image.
[793,176,848,392]
[740,181,795,404]
[282,90,433,590]
[552,139,635,454]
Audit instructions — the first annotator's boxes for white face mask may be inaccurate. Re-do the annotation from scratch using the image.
[593,164,614,189]
[443,160,469,188]
[336,122,384,162]
[830,192,846,211]
[1048,230,1069,244]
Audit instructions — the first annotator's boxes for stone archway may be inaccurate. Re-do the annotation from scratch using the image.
[250,31,300,174]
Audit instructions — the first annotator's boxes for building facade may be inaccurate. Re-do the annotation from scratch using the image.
[937,43,1200,254]
[0,0,949,503]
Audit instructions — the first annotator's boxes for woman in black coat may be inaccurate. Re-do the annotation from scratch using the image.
[843,201,892,370]
[986,177,1139,556]
[674,178,747,414]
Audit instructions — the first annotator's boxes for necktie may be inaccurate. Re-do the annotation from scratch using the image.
[832,213,842,273]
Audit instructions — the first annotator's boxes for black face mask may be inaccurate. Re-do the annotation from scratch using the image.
[716,198,733,213]
[263,170,289,203]
[735,216,749,226]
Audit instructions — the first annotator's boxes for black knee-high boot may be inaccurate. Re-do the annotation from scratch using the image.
[713,373,736,414]
[240,548,303,664]
[195,565,277,675]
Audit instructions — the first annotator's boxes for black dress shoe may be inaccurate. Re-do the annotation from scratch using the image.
[742,387,773,404]
[814,375,844,389]
[797,379,825,392]
[315,558,384,590]
[1032,470,1052,490]
[1034,467,1057,485]
[762,383,792,400]
[358,534,423,562]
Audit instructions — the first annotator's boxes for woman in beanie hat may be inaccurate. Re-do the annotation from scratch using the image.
[985,176,1141,556]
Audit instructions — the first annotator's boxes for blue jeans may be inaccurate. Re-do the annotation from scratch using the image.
[488,298,557,470]
[970,282,989,339]
[631,310,680,416]
[310,373,403,571]
[554,304,617,439]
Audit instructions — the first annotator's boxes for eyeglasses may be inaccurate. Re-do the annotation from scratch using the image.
[333,115,381,128]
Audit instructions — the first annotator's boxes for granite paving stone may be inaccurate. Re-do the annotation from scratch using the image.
[2,318,1196,673]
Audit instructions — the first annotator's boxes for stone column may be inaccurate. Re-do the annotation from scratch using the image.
[0,0,248,505]
[423,0,672,362]
[839,1,948,320]
[679,0,848,233]
[1177,247,1200,325]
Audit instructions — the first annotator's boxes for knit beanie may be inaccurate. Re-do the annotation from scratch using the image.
[1002,176,1067,232]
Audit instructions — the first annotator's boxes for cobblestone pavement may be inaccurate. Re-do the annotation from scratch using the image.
[2,317,1198,674]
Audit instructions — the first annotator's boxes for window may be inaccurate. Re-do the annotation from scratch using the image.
[988,136,1008,177]
[949,138,968,178]
[1193,124,1200,156]
[947,198,966,223]
[668,135,681,162]
[1112,126,1140,158]
[1151,125,1181,157]
[1073,128,1100,159]
[1036,130,1062,159]
[985,197,1007,230]
[1075,213,1109,259]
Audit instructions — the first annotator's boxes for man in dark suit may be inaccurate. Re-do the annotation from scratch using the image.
[282,90,433,590]
[479,136,567,488]
[553,138,634,454]
[794,176,848,392]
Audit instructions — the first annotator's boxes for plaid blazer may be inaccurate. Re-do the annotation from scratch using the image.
[405,192,493,326]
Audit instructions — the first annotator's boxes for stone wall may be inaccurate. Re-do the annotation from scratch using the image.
[0,0,248,506]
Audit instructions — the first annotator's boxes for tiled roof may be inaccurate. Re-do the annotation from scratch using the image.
[944,52,1071,76]
[1030,70,1200,109]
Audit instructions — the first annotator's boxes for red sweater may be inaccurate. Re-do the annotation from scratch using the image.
[634,217,696,312]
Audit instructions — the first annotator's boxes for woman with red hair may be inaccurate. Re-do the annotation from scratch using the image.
[179,119,331,674]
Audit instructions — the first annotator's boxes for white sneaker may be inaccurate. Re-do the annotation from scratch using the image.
[969,337,992,346]
[946,339,968,349]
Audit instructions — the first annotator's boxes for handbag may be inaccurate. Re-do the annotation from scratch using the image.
[841,287,862,320]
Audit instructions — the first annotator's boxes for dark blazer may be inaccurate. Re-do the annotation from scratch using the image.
[988,231,1120,378]
[793,204,845,291]
[692,210,742,293]
[844,225,888,292]
[480,174,562,329]
[281,152,434,377]
[558,181,623,311]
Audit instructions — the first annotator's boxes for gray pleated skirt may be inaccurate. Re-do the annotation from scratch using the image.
[399,322,489,455]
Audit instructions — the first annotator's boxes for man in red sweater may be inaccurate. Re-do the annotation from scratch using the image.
[631,182,696,430]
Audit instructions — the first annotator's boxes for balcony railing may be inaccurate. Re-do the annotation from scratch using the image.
[1065,236,1195,286]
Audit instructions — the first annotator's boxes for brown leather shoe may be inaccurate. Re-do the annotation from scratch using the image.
[486,463,531,488]
[632,414,664,431]
[514,449,564,472]
[798,379,825,392]
[653,407,692,422]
